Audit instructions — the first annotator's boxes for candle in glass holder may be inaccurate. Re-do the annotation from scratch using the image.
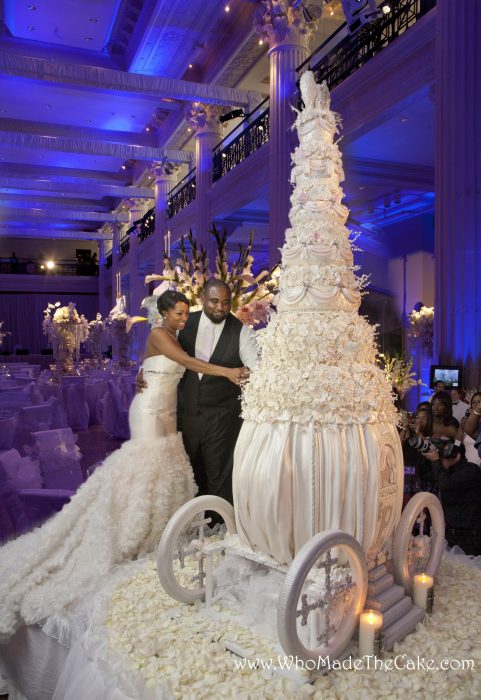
[359,610,383,657]
[413,573,434,611]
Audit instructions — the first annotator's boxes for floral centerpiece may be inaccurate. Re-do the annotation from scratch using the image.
[408,305,434,356]
[378,351,424,399]
[143,228,280,328]
[43,302,89,375]
[87,313,107,368]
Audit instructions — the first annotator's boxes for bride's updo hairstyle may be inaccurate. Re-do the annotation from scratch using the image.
[157,290,190,314]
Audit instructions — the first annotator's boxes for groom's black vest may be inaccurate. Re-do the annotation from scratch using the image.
[178,311,243,415]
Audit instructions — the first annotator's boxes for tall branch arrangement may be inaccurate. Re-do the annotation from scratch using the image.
[144,227,280,327]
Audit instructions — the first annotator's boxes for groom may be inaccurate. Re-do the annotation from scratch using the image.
[177,279,258,504]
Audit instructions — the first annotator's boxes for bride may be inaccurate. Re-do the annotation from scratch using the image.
[0,290,244,638]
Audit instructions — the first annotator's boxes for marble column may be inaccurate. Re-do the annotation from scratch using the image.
[185,102,222,268]
[151,161,177,271]
[111,222,122,308]
[255,1,315,266]
[97,239,107,318]
[434,0,481,386]
[128,198,148,315]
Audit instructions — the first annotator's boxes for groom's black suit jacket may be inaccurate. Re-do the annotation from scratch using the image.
[176,310,244,503]
[177,310,243,415]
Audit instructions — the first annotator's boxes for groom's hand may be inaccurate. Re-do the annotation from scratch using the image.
[136,369,147,394]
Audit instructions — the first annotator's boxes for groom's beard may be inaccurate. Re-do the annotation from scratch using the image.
[204,310,230,324]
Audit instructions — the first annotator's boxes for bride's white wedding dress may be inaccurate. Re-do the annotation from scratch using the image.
[0,355,196,638]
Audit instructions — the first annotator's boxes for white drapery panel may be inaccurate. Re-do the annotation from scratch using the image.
[0,52,260,106]
[0,293,99,354]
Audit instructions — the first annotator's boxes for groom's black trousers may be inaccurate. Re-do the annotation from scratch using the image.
[179,407,243,505]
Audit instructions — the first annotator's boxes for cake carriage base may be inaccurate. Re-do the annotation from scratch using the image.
[157,493,445,677]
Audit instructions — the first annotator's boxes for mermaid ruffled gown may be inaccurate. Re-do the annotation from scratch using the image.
[0,355,196,638]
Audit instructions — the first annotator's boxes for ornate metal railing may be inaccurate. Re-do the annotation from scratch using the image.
[167,169,196,219]
[0,258,98,276]
[105,251,112,269]
[119,230,132,259]
[138,207,155,242]
[298,0,437,90]
[213,99,270,182]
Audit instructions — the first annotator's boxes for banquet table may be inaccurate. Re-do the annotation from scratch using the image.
[1,356,55,371]
[0,383,23,393]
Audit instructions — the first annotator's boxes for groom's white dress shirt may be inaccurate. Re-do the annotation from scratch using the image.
[195,311,259,378]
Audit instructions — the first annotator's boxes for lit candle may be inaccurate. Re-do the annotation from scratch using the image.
[359,610,383,657]
[413,573,434,612]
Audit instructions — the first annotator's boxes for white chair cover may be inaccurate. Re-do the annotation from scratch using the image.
[85,379,108,425]
[102,379,129,440]
[61,377,90,431]
[0,415,17,450]
[32,428,83,490]
[0,448,42,490]
[13,404,56,454]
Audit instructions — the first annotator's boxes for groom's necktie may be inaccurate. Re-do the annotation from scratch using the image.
[196,322,216,377]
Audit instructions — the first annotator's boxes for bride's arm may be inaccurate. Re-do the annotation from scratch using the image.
[147,328,243,384]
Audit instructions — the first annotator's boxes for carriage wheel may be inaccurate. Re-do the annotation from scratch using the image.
[277,530,368,668]
[393,491,444,594]
[157,495,236,604]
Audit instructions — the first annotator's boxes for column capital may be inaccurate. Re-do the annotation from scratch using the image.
[150,158,180,182]
[184,102,223,136]
[254,0,317,51]
[127,197,146,213]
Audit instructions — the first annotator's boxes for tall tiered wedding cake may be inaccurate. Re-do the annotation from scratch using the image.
[233,72,403,565]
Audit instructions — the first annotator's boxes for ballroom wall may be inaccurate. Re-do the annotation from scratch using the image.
[0,274,99,354]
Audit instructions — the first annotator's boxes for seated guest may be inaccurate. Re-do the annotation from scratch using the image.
[429,379,445,402]
[462,392,481,464]
[424,441,481,555]
[450,388,469,423]
[431,391,460,440]
[399,408,436,492]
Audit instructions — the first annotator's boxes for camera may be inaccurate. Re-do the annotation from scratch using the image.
[408,432,435,453]
[437,440,464,459]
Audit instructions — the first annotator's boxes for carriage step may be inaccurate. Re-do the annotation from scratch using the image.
[381,595,413,630]
[365,584,405,612]
[367,564,388,582]
[383,605,425,651]
[367,573,394,598]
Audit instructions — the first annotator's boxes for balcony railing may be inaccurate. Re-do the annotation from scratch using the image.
[213,98,270,182]
[138,207,155,242]
[119,230,132,259]
[298,0,437,90]
[0,257,99,276]
[167,169,196,218]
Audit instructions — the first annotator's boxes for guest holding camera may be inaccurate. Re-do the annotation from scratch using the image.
[399,408,436,492]
[424,441,481,556]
